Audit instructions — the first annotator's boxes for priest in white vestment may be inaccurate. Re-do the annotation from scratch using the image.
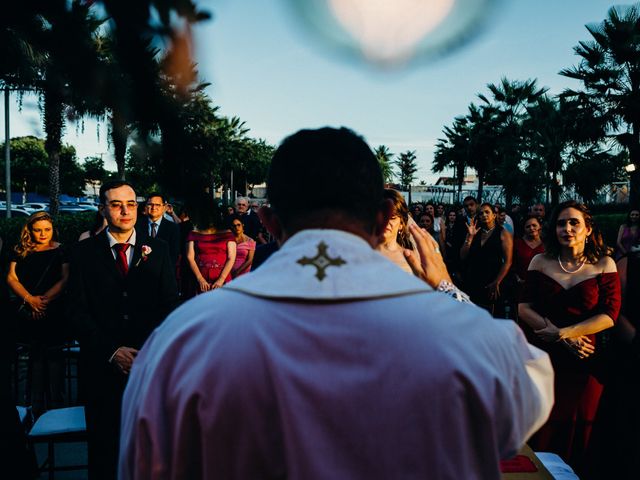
[119,127,553,480]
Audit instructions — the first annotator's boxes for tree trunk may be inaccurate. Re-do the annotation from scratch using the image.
[456,162,464,203]
[630,126,640,205]
[550,170,558,207]
[477,168,484,203]
[44,91,64,216]
[112,112,128,180]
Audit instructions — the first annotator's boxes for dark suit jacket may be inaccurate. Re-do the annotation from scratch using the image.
[68,231,179,372]
[136,217,180,268]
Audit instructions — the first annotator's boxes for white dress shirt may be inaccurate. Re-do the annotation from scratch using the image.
[106,228,136,267]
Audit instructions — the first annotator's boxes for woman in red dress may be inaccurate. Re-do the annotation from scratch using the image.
[185,198,236,297]
[518,201,621,474]
[512,215,545,299]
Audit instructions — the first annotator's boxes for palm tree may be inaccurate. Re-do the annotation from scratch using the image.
[478,78,546,206]
[465,103,501,203]
[374,145,395,184]
[395,150,418,204]
[560,4,640,204]
[38,2,104,214]
[433,116,470,202]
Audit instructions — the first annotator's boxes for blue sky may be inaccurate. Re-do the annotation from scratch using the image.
[2,0,619,183]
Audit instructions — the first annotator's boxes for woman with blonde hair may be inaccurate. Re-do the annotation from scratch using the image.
[6,212,70,415]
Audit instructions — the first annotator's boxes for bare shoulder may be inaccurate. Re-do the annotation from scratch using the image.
[528,253,548,271]
[597,255,617,274]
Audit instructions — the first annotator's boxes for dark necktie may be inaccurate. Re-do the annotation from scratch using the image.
[151,222,157,238]
[114,243,130,276]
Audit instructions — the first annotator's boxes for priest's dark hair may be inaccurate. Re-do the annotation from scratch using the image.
[267,127,384,232]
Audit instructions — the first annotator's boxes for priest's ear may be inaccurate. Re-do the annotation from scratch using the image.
[258,206,284,244]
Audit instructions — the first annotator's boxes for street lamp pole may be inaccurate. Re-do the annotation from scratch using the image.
[4,88,11,218]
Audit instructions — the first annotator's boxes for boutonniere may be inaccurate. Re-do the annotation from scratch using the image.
[135,245,152,267]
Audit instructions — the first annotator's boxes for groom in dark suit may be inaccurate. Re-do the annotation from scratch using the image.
[68,180,178,479]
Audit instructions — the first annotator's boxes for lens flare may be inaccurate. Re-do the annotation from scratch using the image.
[286,0,498,67]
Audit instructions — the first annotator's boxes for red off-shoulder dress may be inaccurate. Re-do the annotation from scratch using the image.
[521,270,621,469]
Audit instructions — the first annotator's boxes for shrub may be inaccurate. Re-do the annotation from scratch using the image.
[0,212,96,253]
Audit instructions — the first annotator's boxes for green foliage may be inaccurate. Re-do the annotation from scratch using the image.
[564,148,627,204]
[395,150,418,190]
[374,145,395,183]
[560,3,640,204]
[435,74,629,207]
[0,136,84,196]
[82,156,109,184]
[0,212,96,252]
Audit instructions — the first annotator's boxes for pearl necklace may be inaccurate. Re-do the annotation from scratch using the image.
[557,255,586,274]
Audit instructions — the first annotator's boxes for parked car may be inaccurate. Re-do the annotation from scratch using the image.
[0,207,31,217]
[21,202,49,212]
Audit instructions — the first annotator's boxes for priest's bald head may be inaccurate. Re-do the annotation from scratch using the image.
[260,127,390,246]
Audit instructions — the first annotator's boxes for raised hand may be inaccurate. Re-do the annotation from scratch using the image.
[405,223,452,288]
[466,218,479,238]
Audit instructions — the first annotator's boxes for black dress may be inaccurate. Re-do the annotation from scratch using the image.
[11,247,68,415]
[11,248,68,344]
[463,226,505,313]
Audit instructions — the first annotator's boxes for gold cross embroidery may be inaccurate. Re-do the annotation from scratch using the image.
[297,241,346,281]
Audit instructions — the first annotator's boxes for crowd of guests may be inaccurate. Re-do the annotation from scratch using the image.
[2,181,639,478]
[386,196,640,478]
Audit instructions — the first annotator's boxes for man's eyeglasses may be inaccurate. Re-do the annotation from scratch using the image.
[146,203,164,208]
[105,201,138,210]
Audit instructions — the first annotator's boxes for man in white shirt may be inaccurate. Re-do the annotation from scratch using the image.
[119,127,553,480]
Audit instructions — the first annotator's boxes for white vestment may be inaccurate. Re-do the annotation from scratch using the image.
[119,229,553,480]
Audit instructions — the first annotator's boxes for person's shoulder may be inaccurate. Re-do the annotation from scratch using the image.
[144,236,170,252]
[528,252,548,271]
[597,255,617,273]
[163,218,180,232]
